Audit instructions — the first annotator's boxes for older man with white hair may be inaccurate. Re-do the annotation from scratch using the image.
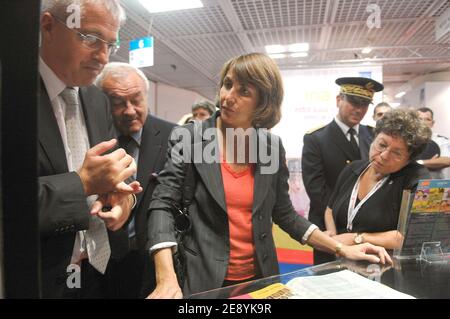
[96,62,176,298]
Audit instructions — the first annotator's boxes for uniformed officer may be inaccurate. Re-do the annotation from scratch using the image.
[302,77,383,265]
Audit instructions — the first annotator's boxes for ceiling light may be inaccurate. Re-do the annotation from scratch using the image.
[395,91,406,98]
[390,103,401,107]
[269,53,286,59]
[265,45,286,54]
[139,0,203,13]
[362,47,372,54]
[288,43,310,52]
[291,52,308,58]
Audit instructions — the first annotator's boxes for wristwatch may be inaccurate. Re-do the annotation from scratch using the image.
[354,233,364,244]
[417,159,424,165]
[335,243,344,257]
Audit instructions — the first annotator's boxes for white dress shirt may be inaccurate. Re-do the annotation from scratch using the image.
[39,56,94,264]
[335,116,360,145]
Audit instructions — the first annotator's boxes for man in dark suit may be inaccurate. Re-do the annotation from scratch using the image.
[96,62,176,298]
[39,0,141,298]
[302,77,383,265]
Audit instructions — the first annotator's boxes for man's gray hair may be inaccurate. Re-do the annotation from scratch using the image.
[41,0,126,26]
[95,62,150,94]
[192,100,216,115]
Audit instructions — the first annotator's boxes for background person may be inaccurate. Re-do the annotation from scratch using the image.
[191,100,216,121]
[417,107,450,179]
[372,102,392,122]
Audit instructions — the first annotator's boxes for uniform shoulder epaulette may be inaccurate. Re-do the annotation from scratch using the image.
[305,124,326,134]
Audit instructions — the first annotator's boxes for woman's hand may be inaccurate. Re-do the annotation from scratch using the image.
[147,279,183,299]
[340,242,393,265]
[147,248,183,299]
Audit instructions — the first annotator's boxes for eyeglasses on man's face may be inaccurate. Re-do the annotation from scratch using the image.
[52,15,119,56]
[372,138,408,162]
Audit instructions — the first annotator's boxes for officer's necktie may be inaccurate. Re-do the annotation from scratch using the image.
[60,87,111,274]
[348,128,361,159]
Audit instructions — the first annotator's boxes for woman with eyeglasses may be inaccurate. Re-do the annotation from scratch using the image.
[324,108,431,254]
[146,53,392,299]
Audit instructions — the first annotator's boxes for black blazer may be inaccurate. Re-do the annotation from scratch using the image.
[131,115,176,251]
[148,113,312,296]
[302,120,374,229]
[38,81,116,298]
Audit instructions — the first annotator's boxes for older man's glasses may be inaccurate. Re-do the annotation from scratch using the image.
[53,16,119,56]
[372,139,408,162]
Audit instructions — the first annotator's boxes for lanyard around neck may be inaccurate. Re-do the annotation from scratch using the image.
[347,164,388,231]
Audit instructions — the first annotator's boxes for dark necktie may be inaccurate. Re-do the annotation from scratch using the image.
[118,135,138,238]
[118,135,134,155]
[348,128,361,159]
[118,135,137,181]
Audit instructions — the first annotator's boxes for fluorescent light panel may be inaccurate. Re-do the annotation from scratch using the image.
[395,91,406,98]
[139,0,203,13]
[291,52,308,58]
[288,42,309,52]
[269,53,287,59]
[265,45,286,54]
[362,47,372,54]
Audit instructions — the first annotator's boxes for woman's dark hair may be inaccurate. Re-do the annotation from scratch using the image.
[218,52,284,129]
[374,108,432,160]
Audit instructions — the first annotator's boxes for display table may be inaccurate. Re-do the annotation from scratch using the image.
[188,258,450,299]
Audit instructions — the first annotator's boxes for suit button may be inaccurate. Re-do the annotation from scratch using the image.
[258,215,263,221]
[260,233,267,239]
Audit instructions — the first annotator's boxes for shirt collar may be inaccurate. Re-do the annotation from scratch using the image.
[39,56,79,101]
[335,116,359,136]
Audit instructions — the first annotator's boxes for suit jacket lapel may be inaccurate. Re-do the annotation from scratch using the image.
[136,116,162,208]
[252,129,273,214]
[38,80,68,173]
[329,120,360,161]
[192,116,227,212]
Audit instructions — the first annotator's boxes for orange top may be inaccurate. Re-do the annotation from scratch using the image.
[220,160,256,281]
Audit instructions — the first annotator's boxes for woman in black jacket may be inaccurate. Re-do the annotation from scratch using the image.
[325,109,431,252]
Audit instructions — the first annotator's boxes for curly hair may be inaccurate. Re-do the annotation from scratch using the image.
[218,53,284,129]
[374,108,431,160]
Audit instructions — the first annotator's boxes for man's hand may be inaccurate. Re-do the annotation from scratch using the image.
[90,183,142,231]
[78,139,137,195]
